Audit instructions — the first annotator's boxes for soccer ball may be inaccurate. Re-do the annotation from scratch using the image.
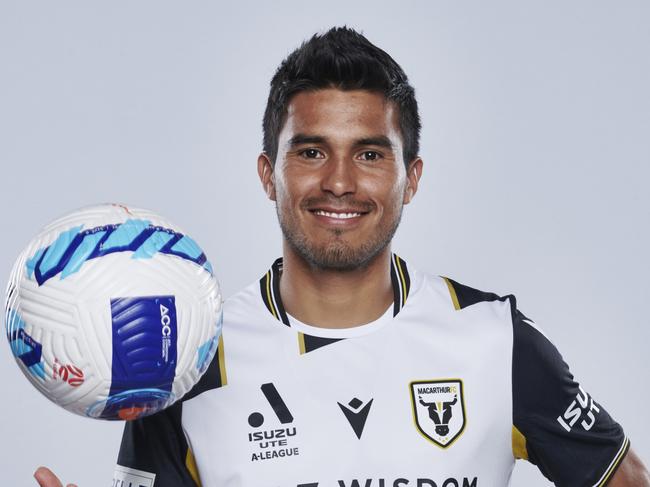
[5,204,222,420]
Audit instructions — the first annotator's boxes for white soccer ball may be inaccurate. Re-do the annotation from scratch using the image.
[5,204,222,420]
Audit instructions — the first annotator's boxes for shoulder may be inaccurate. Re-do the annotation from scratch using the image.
[181,276,280,402]
[436,276,551,354]
[418,272,520,322]
[439,276,513,310]
[222,279,265,319]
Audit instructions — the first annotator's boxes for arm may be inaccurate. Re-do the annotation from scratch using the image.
[510,302,630,485]
[115,402,200,487]
[609,448,650,487]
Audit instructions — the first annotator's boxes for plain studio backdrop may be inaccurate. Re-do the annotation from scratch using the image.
[1,1,648,485]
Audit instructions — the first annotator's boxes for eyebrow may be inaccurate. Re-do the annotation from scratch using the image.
[287,134,327,146]
[355,136,394,150]
[287,133,394,150]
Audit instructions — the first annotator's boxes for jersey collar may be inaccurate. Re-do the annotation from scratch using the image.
[259,253,411,327]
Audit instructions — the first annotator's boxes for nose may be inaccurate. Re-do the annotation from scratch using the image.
[321,155,356,196]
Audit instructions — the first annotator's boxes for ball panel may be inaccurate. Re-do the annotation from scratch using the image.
[5,203,222,420]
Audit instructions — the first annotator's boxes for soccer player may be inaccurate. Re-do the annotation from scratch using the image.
[35,27,649,487]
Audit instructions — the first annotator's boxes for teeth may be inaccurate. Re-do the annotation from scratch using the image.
[314,210,361,219]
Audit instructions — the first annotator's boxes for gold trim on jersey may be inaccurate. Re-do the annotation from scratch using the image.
[511,425,528,460]
[259,254,412,328]
[264,271,279,320]
[297,332,306,355]
[395,255,408,305]
[389,254,411,316]
[259,258,291,326]
[217,335,227,386]
[442,277,461,311]
[185,447,202,486]
[593,436,630,487]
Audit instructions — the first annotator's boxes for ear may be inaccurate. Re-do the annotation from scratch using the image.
[257,152,276,201]
[403,157,423,204]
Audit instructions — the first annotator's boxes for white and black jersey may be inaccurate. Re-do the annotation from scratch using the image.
[114,255,627,487]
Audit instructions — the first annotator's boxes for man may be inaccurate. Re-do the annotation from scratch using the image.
[36,27,648,487]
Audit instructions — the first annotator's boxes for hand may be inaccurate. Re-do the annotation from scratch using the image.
[34,467,78,487]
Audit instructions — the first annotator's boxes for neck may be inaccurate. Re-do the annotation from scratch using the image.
[279,244,394,329]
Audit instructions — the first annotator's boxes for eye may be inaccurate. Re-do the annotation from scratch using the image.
[358,151,382,161]
[300,148,324,159]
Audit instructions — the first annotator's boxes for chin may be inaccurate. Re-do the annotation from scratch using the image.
[279,211,401,272]
[296,239,387,271]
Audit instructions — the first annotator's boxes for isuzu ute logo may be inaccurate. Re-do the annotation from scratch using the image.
[247,382,300,462]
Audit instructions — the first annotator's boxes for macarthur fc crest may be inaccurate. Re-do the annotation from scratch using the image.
[410,379,466,448]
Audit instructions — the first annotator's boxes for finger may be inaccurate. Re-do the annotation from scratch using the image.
[34,467,64,487]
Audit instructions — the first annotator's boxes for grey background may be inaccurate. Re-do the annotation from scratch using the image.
[1,1,648,485]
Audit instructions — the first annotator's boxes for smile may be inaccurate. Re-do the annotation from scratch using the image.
[312,210,363,219]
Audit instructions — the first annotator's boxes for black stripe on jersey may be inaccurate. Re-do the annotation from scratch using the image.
[117,402,201,486]
[259,271,277,319]
[395,254,411,303]
[298,332,343,354]
[442,277,511,311]
[258,258,290,326]
[183,335,227,401]
[270,258,290,326]
[510,295,628,486]
[390,257,402,316]
[391,253,413,316]
[259,254,412,341]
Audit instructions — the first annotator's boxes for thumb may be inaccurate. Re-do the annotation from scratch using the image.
[34,466,64,487]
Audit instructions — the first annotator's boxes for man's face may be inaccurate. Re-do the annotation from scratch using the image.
[259,88,421,271]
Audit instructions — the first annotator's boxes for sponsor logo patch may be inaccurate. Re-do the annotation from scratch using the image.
[247,382,300,462]
[410,379,466,448]
[112,465,156,487]
[557,385,601,432]
[296,477,478,487]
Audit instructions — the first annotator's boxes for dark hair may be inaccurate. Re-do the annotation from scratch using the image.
[262,26,421,166]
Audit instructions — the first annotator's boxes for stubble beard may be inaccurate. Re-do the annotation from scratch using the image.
[276,204,403,272]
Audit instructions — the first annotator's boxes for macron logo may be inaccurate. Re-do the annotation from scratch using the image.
[338,397,373,439]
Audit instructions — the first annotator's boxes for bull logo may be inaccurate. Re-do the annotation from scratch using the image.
[410,379,466,448]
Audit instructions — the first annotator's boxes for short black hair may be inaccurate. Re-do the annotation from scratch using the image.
[263,26,421,166]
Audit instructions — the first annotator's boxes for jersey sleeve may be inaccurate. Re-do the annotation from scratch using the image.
[511,301,629,487]
[113,335,227,487]
[113,333,226,486]
[113,401,202,487]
